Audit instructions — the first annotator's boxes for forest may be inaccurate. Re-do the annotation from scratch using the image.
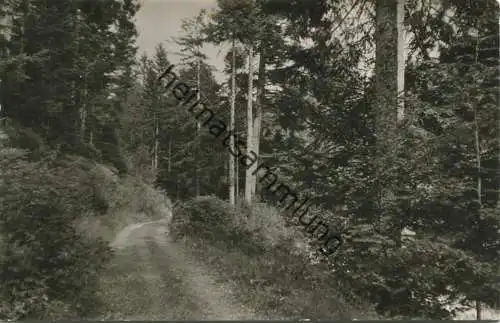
[0,0,499,320]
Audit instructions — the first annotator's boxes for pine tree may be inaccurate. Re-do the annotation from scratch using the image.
[173,11,209,197]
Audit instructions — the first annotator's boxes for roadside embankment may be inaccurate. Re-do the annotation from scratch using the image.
[169,195,380,320]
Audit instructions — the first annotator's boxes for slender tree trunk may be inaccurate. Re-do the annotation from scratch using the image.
[72,9,85,146]
[473,31,482,322]
[244,46,254,203]
[80,104,86,143]
[497,10,500,216]
[77,10,86,144]
[229,38,237,205]
[236,146,239,203]
[79,80,87,143]
[250,46,266,200]
[396,0,405,122]
[374,0,405,243]
[236,113,240,206]
[195,56,201,197]
[89,105,94,145]
[168,137,172,175]
[152,114,157,171]
[154,117,159,170]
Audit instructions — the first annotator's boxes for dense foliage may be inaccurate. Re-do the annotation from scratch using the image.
[0,0,498,320]
[153,0,500,319]
[0,150,113,319]
[0,0,139,319]
[170,196,379,319]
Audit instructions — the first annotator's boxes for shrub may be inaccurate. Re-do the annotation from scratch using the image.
[235,202,300,248]
[74,164,173,243]
[170,195,265,255]
[170,196,380,319]
[0,149,113,320]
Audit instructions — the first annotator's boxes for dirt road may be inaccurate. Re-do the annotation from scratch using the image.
[105,219,266,320]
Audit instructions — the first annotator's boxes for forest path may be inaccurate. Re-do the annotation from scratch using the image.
[105,219,266,320]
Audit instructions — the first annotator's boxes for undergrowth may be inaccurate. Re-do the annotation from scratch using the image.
[170,195,380,320]
[0,145,172,320]
[0,150,113,320]
[75,163,172,243]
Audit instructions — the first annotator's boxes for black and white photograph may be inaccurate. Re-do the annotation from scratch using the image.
[0,0,499,320]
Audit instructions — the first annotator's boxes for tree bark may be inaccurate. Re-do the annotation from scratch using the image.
[79,80,87,143]
[473,31,482,322]
[474,102,483,322]
[374,0,405,242]
[229,38,237,205]
[396,0,405,122]
[168,137,172,175]
[250,46,266,200]
[244,46,254,203]
[154,117,159,170]
[195,55,201,197]
[236,114,240,205]
[151,114,155,170]
[80,103,86,143]
[89,104,94,146]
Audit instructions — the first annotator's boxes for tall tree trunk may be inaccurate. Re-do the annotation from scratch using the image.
[474,107,482,321]
[195,56,201,197]
[236,146,239,202]
[151,114,157,171]
[244,46,254,203]
[250,46,266,200]
[80,80,87,143]
[79,99,86,143]
[72,9,84,147]
[236,113,240,205]
[89,104,94,146]
[396,0,405,122]
[76,9,86,145]
[229,38,237,205]
[168,137,172,175]
[497,5,500,227]
[374,0,405,243]
[473,31,482,322]
[154,117,159,170]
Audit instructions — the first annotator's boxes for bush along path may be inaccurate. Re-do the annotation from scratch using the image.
[99,218,268,320]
